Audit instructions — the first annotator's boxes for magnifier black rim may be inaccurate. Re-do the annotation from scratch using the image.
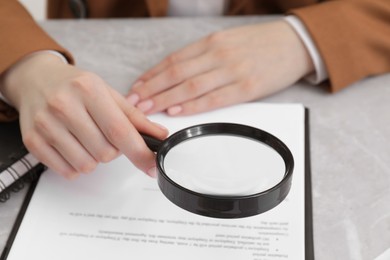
[156,122,294,219]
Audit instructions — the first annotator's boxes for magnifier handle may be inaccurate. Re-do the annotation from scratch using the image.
[141,134,162,152]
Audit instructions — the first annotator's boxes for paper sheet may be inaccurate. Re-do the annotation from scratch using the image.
[7,103,306,260]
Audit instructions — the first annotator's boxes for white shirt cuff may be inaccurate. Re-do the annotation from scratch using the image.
[284,15,328,84]
[35,50,69,64]
[0,50,68,105]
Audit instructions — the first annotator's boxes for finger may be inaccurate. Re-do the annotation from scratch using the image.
[167,83,251,116]
[132,53,217,109]
[142,68,236,114]
[34,112,98,174]
[22,131,79,180]
[109,88,168,140]
[135,39,208,83]
[127,40,209,105]
[52,102,120,163]
[84,85,158,175]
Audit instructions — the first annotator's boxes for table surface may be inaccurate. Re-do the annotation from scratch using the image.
[1,16,389,260]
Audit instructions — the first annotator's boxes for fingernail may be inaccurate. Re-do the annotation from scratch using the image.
[147,166,157,178]
[132,80,143,89]
[167,105,182,116]
[127,93,140,105]
[137,99,153,112]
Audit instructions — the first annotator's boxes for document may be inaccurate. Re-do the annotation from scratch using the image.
[5,103,309,260]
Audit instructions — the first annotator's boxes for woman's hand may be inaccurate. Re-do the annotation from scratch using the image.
[127,20,314,116]
[0,52,168,179]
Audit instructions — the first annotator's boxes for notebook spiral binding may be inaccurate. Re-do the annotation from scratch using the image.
[0,120,45,203]
[0,119,47,203]
[0,139,45,203]
[0,164,45,203]
[0,191,10,203]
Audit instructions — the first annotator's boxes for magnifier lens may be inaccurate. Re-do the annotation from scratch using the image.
[163,135,285,196]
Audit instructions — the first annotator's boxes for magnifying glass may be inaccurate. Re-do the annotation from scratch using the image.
[142,123,294,219]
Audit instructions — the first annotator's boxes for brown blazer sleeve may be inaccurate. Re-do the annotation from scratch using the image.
[290,0,390,92]
[0,1,74,76]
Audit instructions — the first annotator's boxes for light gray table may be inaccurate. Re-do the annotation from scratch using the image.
[1,17,389,260]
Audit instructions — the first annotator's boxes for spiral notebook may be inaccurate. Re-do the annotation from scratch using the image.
[1,103,314,260]
[0,120,44,202]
